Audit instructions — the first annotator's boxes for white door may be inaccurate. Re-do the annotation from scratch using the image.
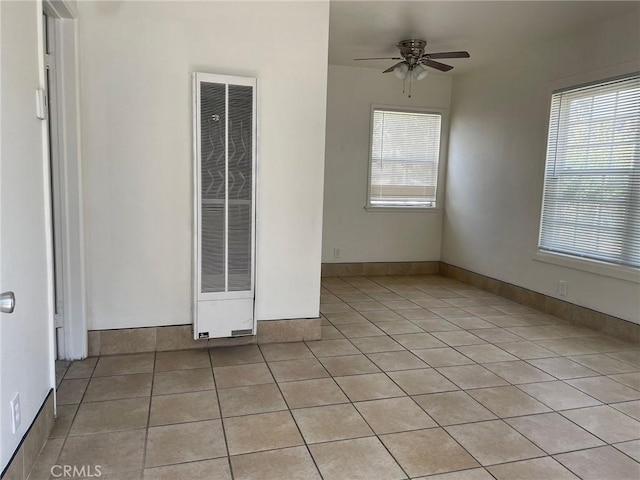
[0,2,55,470]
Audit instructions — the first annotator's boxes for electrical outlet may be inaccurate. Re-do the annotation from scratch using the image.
[10,393,20,434]
[333,248,341,259]
[558,280,568,298]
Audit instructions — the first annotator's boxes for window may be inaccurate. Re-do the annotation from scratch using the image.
[368,107,442,209]
[539,74,640,269]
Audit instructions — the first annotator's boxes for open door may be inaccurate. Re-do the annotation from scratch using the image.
[0,1,55,471]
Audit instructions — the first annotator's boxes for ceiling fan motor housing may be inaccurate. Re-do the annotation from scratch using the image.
[398,39,427,65]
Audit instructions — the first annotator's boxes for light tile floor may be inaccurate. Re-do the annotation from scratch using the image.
[29,275,640,479]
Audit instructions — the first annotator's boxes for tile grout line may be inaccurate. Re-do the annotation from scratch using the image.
[138,351,157,477]
[209,347,238,480]
[302,327,414,479]
[259,343,328,480]
[609,442,640,465]
[46,360,96,478]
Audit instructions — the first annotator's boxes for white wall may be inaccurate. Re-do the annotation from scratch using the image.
[322,65,452,263]
[1,0,54,470]
[78,1,329,329]
[444,12,640,323]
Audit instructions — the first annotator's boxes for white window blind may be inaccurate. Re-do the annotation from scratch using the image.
[369,109,442,208]
[539,74,640,268]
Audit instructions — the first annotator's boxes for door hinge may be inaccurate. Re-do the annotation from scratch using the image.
[35,89,48,120]
[45,53,54,70]
[54,299,64,327]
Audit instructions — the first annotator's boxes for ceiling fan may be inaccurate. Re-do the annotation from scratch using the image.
[355,39,470,95]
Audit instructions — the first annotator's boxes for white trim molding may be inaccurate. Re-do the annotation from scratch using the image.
[44,0,87,359]
[533,250,640,284]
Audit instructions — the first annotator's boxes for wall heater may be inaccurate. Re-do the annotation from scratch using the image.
[192,73,257,339]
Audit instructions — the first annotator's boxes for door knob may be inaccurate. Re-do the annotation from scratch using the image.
[1,291,15,314]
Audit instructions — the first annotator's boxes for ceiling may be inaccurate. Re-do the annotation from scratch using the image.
[329,1,640,75]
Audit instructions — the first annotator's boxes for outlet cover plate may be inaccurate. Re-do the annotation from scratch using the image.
[558,280,568,297]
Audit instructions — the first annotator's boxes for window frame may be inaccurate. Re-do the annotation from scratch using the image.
[365,104,447,212]
[534,72,640,283]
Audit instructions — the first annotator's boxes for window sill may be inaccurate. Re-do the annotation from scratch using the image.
[364,206,441,213]
[533,250,640,284]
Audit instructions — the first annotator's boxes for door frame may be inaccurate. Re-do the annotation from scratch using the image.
[42,0,86,359]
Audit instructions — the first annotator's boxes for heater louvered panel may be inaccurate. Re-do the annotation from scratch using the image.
[201,205,225,292]
[228,84,253,292]
[193,73,257,339]
[200,82,226,293]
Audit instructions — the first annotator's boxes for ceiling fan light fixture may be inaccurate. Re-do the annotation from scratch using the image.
[353,39,470,96]
[412,65,429,81]
[393,63,409,80]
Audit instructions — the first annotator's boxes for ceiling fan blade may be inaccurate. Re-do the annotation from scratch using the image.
[354,57,402,61]
[425,51,470,59]
[383,61,406,73]
[421,59,454,72]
